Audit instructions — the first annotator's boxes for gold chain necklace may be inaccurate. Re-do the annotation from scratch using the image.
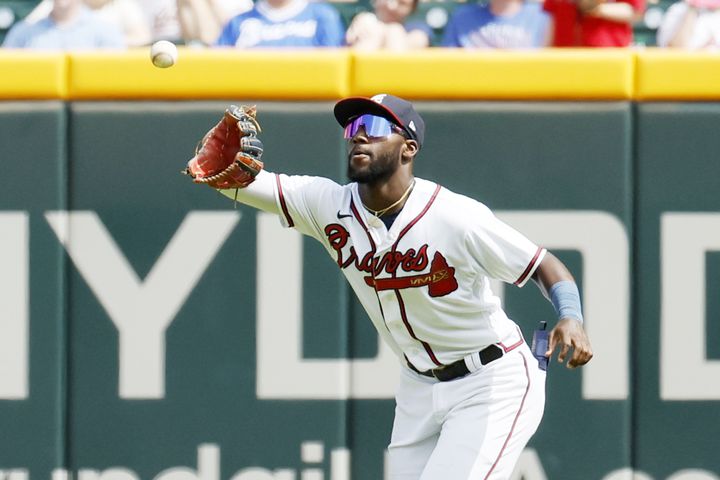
[363,179,416,218]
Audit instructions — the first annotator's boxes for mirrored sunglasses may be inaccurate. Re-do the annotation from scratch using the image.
[343,114,407,140]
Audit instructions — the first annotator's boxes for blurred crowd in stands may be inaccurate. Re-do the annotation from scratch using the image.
[1,0,718,50]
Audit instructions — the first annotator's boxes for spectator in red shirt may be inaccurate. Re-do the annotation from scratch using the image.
[543,0,580,45]
[544,0,644,46]
[576,0,645,45]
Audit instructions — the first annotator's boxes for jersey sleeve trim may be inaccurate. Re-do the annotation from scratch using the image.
[514,247,546,287]
[275,173,295,228]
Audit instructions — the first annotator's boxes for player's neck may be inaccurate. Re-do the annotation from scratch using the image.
[359,174,415,217]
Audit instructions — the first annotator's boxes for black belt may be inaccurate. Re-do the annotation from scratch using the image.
[408,344,505,382]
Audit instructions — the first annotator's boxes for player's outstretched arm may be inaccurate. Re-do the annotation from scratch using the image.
[532,252,593,369]
[217,170,280,214]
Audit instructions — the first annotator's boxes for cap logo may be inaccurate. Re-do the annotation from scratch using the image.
[371,94,387,104]
[409,120,416,131]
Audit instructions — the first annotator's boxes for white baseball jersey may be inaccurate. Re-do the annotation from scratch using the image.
[266,172,546,372]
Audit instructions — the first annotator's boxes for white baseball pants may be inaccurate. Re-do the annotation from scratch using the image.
[387,343,546,480]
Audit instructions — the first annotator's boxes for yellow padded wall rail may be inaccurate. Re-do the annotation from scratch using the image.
[0,51,67,99]
[66,49,351,100]
[635,50,720,100]
[351,49,635,100]
[0,49,719,100]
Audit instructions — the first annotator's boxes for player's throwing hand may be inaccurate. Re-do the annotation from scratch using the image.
[546,317,594,368]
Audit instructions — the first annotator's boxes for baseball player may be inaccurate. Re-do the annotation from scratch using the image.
[185,94,593,479]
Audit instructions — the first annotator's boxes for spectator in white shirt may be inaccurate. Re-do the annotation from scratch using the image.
[657,0,720,48]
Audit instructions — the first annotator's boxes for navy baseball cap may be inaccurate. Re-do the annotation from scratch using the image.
[334,94,425,148]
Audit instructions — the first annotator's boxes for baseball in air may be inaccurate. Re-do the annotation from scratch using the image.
[150,40,177,68]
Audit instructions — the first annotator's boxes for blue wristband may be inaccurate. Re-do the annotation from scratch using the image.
[548,281,584,324]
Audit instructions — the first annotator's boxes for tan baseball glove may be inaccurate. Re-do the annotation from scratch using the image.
[184,105,264,190]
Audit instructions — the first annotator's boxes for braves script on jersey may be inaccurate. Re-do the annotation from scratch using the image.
[273,174,546,371]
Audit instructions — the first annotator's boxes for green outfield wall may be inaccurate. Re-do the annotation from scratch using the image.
[0,96,718,480]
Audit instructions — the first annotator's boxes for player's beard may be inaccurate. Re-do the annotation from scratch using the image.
[347,149,399,184]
